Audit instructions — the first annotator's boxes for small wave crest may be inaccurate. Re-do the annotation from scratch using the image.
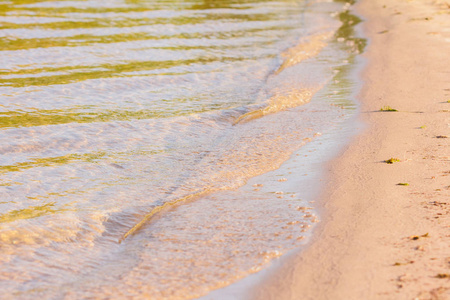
[233,87,319,125]
[276,31,334,74]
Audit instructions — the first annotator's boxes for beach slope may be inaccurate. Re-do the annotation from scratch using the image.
[249,0,450,299]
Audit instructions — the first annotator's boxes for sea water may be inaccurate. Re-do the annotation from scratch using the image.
[0,0,365,298]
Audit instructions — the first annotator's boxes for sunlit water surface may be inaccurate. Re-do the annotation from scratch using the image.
[0,0,365,298]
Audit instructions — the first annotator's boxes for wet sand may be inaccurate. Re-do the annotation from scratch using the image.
[248,0,450,299]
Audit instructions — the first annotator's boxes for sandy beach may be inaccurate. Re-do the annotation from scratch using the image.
[248,0,450,299]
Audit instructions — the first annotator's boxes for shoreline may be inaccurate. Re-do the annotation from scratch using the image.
[201,107,361,300]
[247,0,450,299]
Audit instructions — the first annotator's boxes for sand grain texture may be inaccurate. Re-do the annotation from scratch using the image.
[249,0,450,299]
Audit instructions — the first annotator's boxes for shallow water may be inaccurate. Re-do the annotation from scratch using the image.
[0,0,365,298]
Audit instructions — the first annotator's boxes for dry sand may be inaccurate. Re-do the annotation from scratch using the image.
[248,0,450,299]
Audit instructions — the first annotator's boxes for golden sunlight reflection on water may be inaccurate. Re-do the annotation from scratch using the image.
[0,0,365,298]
